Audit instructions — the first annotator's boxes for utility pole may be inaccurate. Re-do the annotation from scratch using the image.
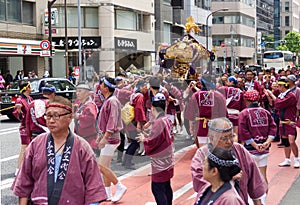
[230,25,234,74]
[64,0,68,78]
[78,0,83,82]
[48,0,57,77]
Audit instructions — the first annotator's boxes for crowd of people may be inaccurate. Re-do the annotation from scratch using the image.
[9,64,300,204]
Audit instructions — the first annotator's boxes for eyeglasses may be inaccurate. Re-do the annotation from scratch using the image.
[44,112,71,120]
[219,134,235,142]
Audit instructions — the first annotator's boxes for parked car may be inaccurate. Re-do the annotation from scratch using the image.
[0,78,76,120]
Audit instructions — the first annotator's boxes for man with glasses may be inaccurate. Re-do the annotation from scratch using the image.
[191,117,267,205]
[12,96,107,204]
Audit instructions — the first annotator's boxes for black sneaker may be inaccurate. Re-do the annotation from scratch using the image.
[277,142,285,148]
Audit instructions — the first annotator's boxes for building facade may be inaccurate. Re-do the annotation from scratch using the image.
[0,0,48,78]
[257,0,274,34]
[279,0,300,37]
[0,0,155,80]
[52,0,155,78]
[212,0,256,68]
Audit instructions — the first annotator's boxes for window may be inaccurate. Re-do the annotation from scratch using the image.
[7,0,21,22]
[285,30,289,35]
[285,16,289,26]
[22,1,33,25]
[0,0,5,21]
[285,2,289,12]
[115,9,145,31]
[85,8,98,28]
[56,7,98,28]
[163,0,171,5]
[213,16,224,24]
[116,10,137,30]
[163,23,171,44]
[0,0,34,24]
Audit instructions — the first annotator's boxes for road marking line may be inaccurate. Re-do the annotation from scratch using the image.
[0,127,19,132]
[173,181,193,200]
[0,155,18,163]
[1,178,14,190]
[0,130,18,136]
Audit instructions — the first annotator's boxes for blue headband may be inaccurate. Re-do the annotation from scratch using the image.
[41,86,56,93]
[102,78,116,89]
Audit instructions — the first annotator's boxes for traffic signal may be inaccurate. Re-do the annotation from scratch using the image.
[280,40,286,44]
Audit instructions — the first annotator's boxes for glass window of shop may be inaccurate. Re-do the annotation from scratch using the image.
[56,7,98,28]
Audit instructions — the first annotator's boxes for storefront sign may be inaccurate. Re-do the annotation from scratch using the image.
[115,37,137,50]
[0,43,55,56]
[53,37,101,49]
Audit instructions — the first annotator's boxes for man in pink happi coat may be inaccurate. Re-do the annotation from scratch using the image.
[25,84,56,141]
[185,75,227,147]
[238,89,276,186]
[191,117,267,205]
[13,81,33,176]
[74,83,99,153]
[97,77,127,202]
[137,93,174,205]
[267,77,299,167]
[218,76,246,137]
[12,96,106,205]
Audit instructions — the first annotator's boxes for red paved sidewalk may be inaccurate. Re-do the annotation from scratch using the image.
[102,140,300,205]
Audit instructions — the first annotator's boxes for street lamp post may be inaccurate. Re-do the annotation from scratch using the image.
[206,8,228,75]
[205,8,228,50]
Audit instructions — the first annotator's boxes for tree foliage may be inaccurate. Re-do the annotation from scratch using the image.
[277,31,300,54]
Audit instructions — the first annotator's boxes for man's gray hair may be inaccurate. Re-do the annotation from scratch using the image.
[208,117,233,133]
